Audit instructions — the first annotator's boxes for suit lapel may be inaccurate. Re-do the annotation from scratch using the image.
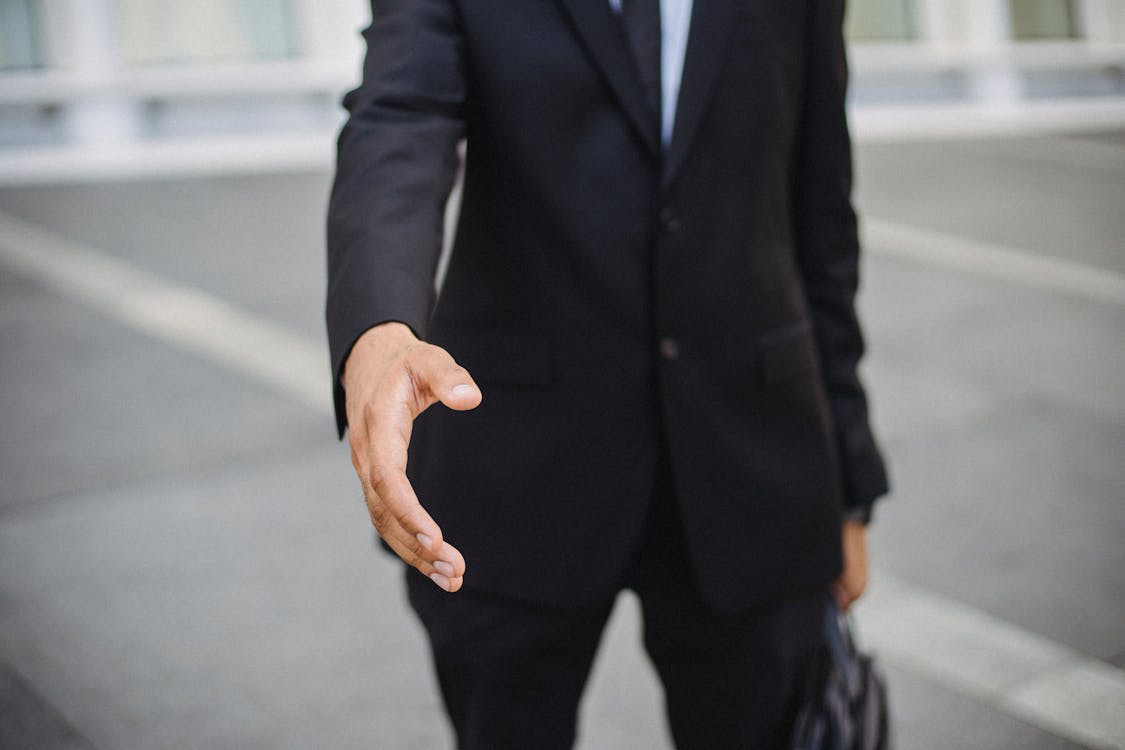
[663,0,741,188]
[554,0,661,156]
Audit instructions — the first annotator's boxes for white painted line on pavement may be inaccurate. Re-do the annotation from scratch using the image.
[856,572,1125,750]
[864,218,1125,307]
[0,210,331,413]
[1004,659,1125,750]
[2,208,1123,748]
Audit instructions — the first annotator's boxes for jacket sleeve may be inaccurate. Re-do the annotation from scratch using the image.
[325,0,467,437]
[790,0,889,509]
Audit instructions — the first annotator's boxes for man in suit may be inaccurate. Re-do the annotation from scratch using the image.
[327,0,889,747]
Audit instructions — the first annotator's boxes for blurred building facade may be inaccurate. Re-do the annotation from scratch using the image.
[0,0,1123,178]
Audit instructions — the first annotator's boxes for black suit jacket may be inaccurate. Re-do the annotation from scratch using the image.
[327,0,889,612]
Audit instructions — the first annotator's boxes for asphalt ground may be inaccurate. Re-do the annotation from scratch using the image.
[1,130,1123,749]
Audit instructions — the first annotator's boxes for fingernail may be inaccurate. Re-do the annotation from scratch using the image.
[429,572,452,591]
[451,384,475,397]
[433,560,455,577]
[416,533,434,550]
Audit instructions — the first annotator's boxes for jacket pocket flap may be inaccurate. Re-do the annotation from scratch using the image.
[437,327,553,387]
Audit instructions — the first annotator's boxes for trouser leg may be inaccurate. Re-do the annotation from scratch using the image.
[405,568,615,750]
[630,463,826,750]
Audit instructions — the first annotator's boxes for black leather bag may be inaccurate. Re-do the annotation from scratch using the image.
[790,599,893,750]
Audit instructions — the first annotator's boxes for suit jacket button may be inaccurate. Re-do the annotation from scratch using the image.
[659,207,682,233]
[659,337,680,361]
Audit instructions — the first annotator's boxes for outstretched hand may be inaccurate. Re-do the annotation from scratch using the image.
[343,322,482,592]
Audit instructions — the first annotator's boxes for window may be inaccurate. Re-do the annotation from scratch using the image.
[1009,0,1077,39]
[117,0,299,66]
[846,0,917,41]
[0,0,42,70]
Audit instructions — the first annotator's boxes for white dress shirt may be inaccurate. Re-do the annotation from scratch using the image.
[608,0,694,147]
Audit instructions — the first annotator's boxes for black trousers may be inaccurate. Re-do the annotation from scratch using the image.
[406,459,826,750]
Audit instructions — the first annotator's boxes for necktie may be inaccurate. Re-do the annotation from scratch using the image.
[621,0,662,117]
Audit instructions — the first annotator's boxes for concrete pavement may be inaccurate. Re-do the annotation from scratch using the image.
[1,131,1122,749]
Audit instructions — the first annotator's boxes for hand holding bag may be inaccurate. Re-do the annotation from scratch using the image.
[790,599,893,750]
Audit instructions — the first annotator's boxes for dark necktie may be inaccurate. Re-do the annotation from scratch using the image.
[621,0,662,117]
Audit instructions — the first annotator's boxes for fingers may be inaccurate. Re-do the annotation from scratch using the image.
[358,467,467,591]
[362,400,465,582]
[832,579,863,611]
[352,403,467,592]
[384,528,467,593]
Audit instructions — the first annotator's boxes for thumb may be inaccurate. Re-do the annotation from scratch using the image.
[441,379,483,411]
[421,350,482,412]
